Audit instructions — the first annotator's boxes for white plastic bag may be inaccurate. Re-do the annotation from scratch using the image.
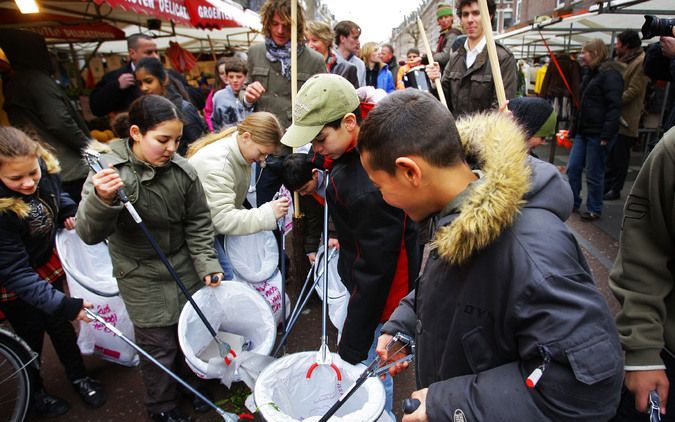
[313,246,348,334]
[177,284,276,387]
[55,230,138,367]
[254,352,385,422]
[226,231,278,282]
[225,231,290,324]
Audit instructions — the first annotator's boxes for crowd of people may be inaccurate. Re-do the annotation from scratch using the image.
[1,0,675,421]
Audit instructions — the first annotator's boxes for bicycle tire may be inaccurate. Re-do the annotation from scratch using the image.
[0,334,33,422]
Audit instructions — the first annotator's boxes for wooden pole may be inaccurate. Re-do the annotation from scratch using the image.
[417,17,447,108]
[477,0,506,108]
[207,35,217,61]
[291,0,301,218]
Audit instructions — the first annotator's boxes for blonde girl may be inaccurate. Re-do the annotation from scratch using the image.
[0,126,105,416]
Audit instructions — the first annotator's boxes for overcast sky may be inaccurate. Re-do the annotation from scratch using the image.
[321,0,424,44]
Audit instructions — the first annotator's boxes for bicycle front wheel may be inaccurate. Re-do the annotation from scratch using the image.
[0,336,32,422]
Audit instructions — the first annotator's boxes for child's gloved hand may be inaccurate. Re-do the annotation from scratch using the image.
[204,273,224,287]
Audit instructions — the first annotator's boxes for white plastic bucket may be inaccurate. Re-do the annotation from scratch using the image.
[55,230,138,367]
[254,352,385,422]
[313,247,348,334]
[177,283,276,382]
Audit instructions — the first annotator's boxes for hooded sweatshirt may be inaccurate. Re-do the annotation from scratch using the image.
[382,112,623,421]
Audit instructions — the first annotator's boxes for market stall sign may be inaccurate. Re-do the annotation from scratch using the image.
[26,21,126,41]
[93,0,192,26]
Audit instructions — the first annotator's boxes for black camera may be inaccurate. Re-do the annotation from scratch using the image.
[641,15,675,39]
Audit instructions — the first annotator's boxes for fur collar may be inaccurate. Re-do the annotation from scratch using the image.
[431,112,531,265]
[0,148,60,218]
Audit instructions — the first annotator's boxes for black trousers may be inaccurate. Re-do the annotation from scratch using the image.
[604,134,635,195]
[611,350,675,421]
[0,279,86,392]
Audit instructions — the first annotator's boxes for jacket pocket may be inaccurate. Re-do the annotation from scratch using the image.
[251,66,269,88]
[461,326,499,373]
[112,258,140,279]
[566,334,619,385]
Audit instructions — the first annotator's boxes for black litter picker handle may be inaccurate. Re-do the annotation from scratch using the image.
[403,398,421,414]
[82,150,219,340]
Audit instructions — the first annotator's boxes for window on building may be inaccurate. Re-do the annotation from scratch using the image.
[515,0,521,23]
[503,9,513,30]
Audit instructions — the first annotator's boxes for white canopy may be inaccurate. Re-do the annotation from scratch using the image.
[495,0,675,59]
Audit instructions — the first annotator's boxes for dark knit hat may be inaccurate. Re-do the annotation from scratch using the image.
[508,97,557,138]
[437,3,453,18]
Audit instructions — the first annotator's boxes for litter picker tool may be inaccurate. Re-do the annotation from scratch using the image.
[82,149,235,365]
[85,308,239,421]
[305,171,341,381]
[417,16,448,108]
[318,332,415,422]
[274,191,288,343]
[272,246,338,357]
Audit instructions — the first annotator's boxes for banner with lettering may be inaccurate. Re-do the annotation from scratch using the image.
[93,0,192,26]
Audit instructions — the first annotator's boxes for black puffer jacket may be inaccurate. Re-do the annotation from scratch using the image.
[383,113,622,421]
[574,60,624,141]
[0,150,82,320]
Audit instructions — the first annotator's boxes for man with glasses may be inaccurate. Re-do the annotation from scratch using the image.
[89,34,160,117]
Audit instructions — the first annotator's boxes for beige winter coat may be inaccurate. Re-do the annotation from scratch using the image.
[188,132,277,236]
[618,49,649,138]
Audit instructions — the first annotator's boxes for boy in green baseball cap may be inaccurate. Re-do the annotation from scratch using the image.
[281,74,419,417]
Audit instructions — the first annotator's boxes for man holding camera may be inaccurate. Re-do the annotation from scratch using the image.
[643,18,675,132]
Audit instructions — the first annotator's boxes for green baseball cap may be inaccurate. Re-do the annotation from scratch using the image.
[281,74,361,148]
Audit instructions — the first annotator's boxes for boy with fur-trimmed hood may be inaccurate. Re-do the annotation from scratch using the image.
[364,90,623,421]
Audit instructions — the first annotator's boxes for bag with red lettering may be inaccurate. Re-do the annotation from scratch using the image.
[55,230,139,367]
[224,231,289,324]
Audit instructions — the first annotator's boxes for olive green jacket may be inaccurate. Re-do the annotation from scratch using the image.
[243,43,326,129]
[440,39,517,117]
[76,139,222,327]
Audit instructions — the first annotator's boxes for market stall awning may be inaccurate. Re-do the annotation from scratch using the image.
[495,0,675,59]
[92,0,260,30]
[0,8,125,41]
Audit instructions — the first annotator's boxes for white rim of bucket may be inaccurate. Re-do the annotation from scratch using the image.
[177,283,276,377]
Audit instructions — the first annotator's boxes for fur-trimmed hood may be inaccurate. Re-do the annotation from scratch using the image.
[431,112,534,265]
[0,148,61,219]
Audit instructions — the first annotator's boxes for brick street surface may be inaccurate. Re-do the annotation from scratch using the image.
[7,144,645,422]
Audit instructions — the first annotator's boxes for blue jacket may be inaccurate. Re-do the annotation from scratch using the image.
[378,64,395,93]
[0,150,82,320]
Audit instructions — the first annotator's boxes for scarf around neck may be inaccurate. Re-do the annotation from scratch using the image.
[265,37,305,80]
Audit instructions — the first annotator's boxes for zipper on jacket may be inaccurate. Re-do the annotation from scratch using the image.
[526,344,552,388]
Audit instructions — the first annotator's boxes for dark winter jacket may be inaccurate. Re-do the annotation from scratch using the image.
[433,27,462,71]
[383,113,623,421]
[440,40,517,117]
[328,57,359,90]
[574,60,624,141]
[167,91,207,156]
[89,62,141,117]
[0,29,90,183]
[328,145,419,365]
[539,54,582,101]
[0,150,82,320]
[644,42,675,132]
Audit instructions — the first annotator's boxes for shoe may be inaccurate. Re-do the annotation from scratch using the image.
[31,389,70,417]
[72,376,106,408]
[603,190,620,200]
[580,211,601,221]
[151,408,191,422]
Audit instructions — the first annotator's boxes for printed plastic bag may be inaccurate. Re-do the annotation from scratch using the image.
[55,230,138,367]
